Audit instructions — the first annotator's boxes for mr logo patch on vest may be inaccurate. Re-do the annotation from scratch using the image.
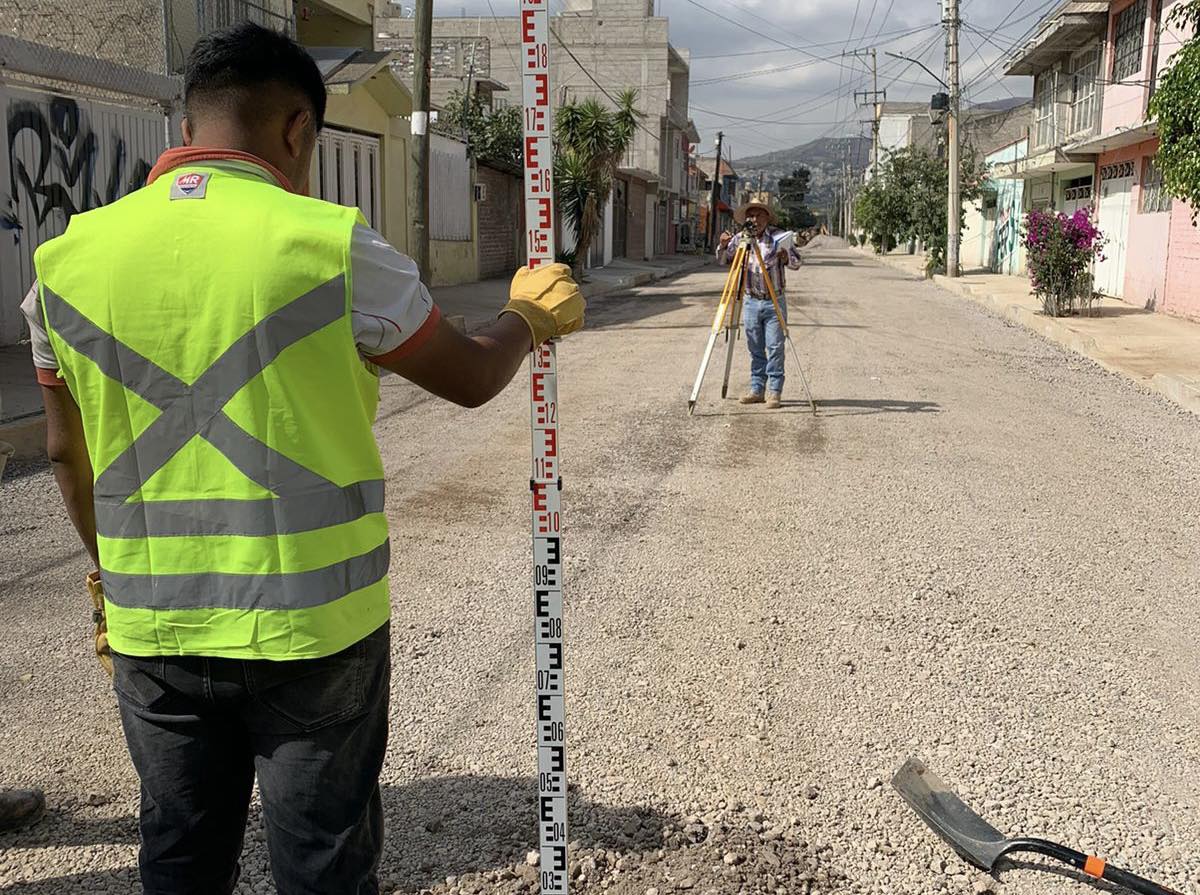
[170,173,210,200]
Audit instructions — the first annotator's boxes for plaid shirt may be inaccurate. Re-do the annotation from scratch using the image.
[716,226,802,298]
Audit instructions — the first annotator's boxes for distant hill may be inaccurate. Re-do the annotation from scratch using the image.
[732,136,872,215]
[969,97,1032,112]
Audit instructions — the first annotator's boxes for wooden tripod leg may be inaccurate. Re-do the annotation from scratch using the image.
[749,239,818,415]
[720,292,742,399]
[784,332,818,414]
[689,245,745,415]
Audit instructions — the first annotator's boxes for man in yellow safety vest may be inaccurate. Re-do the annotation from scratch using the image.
[21,22,583,895]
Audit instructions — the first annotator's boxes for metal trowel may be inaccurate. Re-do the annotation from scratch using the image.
[892,758,1182,895]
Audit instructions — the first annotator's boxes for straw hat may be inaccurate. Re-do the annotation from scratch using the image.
[734,200,775,225]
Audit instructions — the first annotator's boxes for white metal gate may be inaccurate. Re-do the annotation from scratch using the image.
[1,83,165,344]
[312,128,381,231]
[430,134,471,242]
[1095,163,1134,298]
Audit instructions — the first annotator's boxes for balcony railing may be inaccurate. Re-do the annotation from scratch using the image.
[165,0,296,74]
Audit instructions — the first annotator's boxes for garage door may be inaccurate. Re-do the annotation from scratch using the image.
[1095,162,1133,298]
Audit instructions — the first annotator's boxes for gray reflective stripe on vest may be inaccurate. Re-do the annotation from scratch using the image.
[42,277,386,542]
[94,480,386,538]
[101,539,391,611]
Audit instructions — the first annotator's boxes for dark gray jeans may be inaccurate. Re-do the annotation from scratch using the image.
[112,623,391,895]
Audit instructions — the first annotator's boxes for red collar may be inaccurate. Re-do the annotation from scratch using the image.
[146,147,297,193]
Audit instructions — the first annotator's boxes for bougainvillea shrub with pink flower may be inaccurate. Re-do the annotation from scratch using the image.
[1022,208,1107,316]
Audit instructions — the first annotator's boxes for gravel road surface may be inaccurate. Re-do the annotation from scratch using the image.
[2,246,1197,894]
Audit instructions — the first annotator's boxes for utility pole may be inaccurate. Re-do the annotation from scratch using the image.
[851,48,884,178]
[846,165,854,237]
[839,161,847,237]
[708,131,724,250]
[871,48,880,174]
[412,0,433,283]
[946,0,962,277]
[835,168,843,237]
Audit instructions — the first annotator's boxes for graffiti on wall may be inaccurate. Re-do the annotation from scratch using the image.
[4,95,154,244]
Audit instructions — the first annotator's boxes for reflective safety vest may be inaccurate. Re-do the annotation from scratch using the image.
[35,164,390,660]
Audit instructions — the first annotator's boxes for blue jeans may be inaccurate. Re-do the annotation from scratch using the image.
[112,624,391,895]
[743,294,787,395]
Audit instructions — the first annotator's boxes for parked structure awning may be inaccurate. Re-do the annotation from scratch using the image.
[1065,122,1158,155]
[1004,1,1108,76]
[991,147,1097,180]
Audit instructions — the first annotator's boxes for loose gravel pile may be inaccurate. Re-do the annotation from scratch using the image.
[2,249,1198,895]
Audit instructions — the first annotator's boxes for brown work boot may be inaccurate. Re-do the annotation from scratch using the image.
[765,392,782,409]
[739,392,765,405]
[0,789,45,832]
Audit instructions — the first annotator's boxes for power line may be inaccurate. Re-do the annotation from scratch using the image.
[692,43,914,128]
[689,23,936,59]
[867,0,900,45]
[959,0,1062,92]
[856,0,883,50]
[691,56,832,87]
[548,25,665,146]
[483,0,519,74]
[676,0,872,66]
[697,25,943,156]
[960,26,1019,99]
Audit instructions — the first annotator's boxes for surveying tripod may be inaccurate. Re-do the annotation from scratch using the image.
[687,226,817,416]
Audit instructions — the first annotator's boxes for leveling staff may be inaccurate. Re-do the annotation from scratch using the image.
[20,23,583,895]
[717,200,802,409]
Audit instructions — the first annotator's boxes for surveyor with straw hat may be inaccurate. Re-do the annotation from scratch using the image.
[717,199,802,409]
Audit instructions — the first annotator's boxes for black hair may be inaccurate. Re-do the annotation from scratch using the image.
[184,21,326,130]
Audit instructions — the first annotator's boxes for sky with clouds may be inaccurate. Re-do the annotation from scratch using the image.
[423,0,1046,159]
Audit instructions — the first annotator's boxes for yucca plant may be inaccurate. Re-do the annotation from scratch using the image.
[554,89,642,276]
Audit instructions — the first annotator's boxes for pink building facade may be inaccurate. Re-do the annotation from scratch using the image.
[1088,0,1200,318]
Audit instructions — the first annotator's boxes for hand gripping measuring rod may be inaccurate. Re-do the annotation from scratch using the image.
[521,3,569,893]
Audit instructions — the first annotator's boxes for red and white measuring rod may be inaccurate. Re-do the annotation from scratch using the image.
[521,2,568,894]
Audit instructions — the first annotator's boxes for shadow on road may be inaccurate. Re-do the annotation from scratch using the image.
[814,398,941,417]
[585,289,692,331]
[0,807,139,851]
[0,545,89,592]
[690,398,940,419]
[0,776,680,895]
[0,457,51,483]
[379,775,677,890]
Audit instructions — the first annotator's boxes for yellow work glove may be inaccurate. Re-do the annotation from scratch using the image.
[501,263,586,347]
[86,572,113,678]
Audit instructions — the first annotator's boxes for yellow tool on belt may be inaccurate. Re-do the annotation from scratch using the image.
[86,572,113,677]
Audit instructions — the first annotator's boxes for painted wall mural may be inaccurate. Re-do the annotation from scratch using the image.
[1,86,165,344]
[4,95,153,242]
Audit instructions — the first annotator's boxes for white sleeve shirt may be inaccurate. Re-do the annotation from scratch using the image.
[21,224,439,385]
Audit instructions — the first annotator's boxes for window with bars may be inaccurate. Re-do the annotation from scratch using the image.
[1112,0,1147,82]
[1140,156,1171,213]
[1069,46,1101,136]
[1034,70,1057,148]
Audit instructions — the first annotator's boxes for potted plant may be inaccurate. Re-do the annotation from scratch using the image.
[1022,208,1105,317]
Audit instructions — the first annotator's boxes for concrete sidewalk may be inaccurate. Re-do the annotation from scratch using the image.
[0,254,710,462]
[859,247,1200,415]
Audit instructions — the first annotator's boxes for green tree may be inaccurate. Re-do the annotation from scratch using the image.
[554,90,643,275]
[853,146,981,271]
[440,89,523,168]
[1149,0,1200,218]
[777,167,813,228]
